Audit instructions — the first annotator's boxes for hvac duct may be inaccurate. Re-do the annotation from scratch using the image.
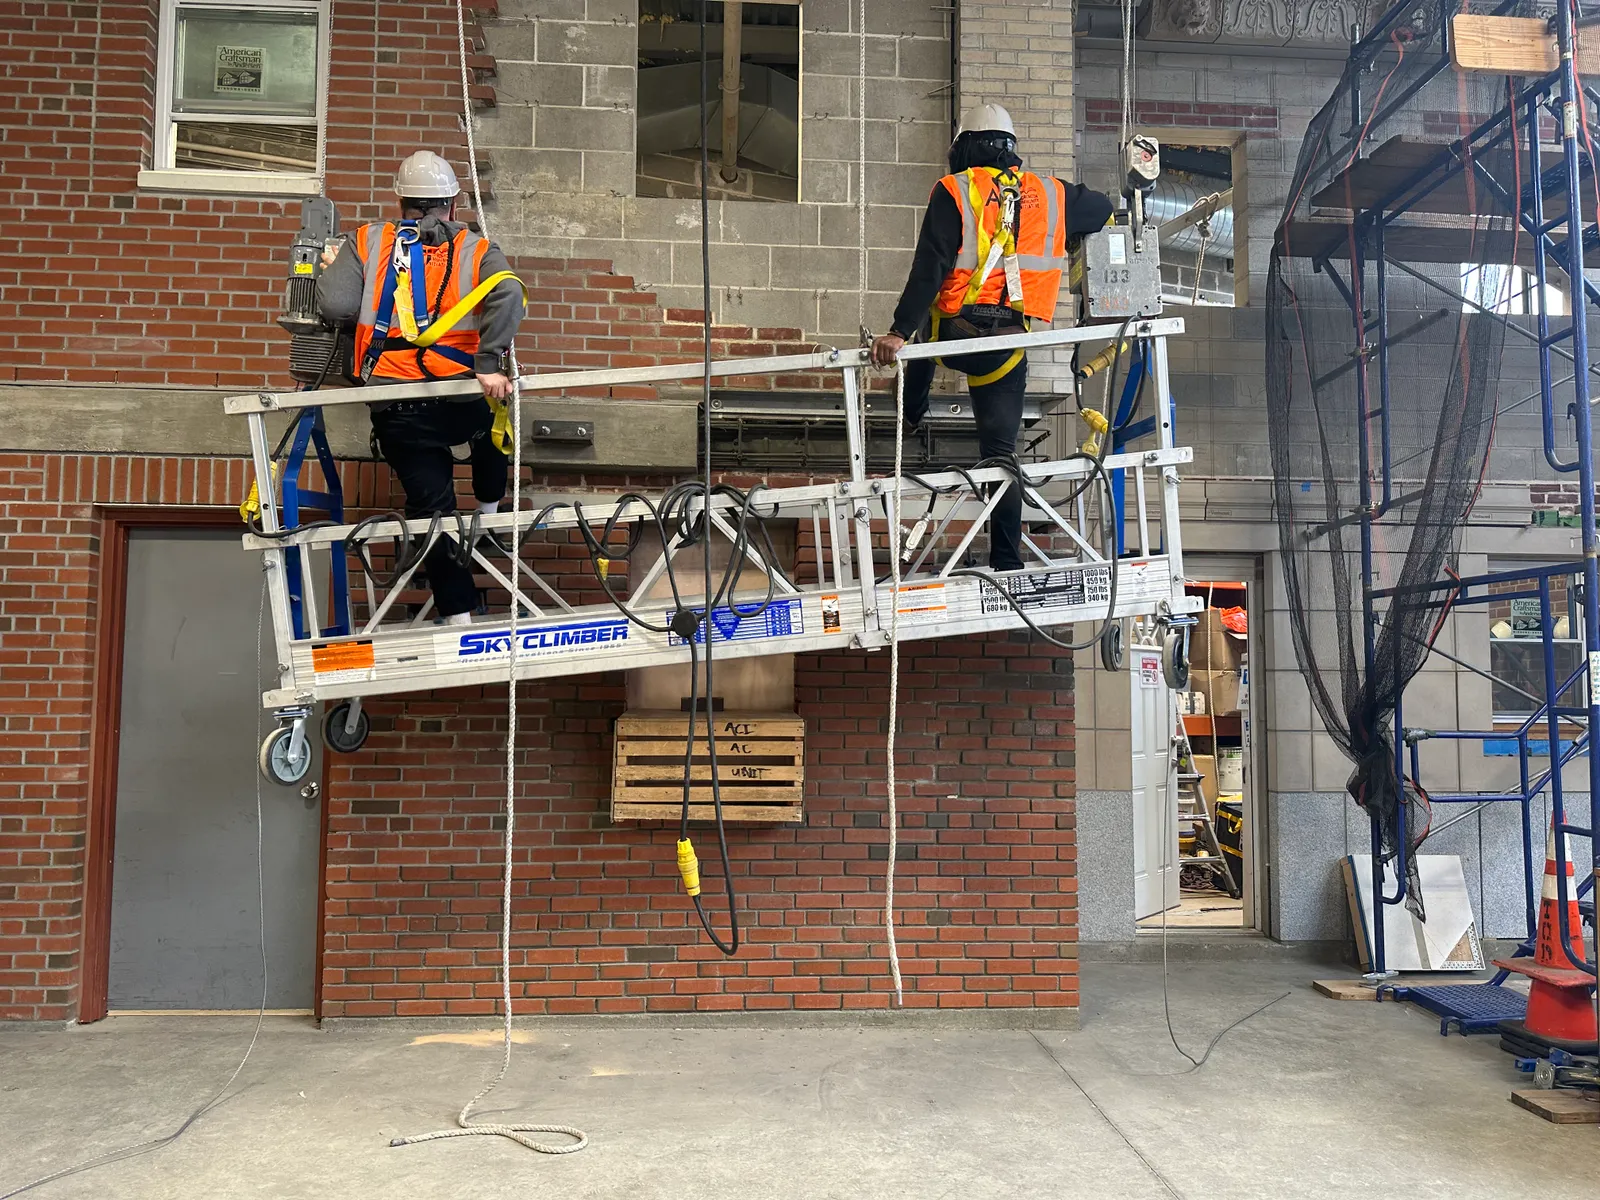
[1149,179,1234,255]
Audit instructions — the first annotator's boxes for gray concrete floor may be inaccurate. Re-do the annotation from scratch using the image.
[1,958,1593,1199]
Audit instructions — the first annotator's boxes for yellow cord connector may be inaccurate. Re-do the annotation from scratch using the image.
[676,838,702,897]
[238,462,279,524]
[1075,340,1130,382]
[596,556,610,580]
[1079,407,1110,457]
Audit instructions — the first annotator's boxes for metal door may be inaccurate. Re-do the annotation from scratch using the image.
[107,530,320,1010]
[1131,637,1178,919]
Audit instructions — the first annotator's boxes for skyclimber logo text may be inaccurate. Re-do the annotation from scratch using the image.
[456,619,630,658]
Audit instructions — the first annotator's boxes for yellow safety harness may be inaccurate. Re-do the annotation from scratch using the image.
[405,267,527,454]
[932,168,1028,386]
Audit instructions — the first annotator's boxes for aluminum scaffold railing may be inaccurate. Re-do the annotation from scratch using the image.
[1297,1,1599,1020]
[226,319,1203,783]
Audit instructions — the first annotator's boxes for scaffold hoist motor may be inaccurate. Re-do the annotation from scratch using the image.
[278,194,359,385]
[1069,134,1164,322]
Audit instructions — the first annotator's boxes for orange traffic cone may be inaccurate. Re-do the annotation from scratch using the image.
[1493,821,1597,1046]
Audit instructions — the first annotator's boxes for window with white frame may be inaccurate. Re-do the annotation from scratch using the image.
[153,0,327,179]
[1459,263,1570,317]
[1487,563,1588,720]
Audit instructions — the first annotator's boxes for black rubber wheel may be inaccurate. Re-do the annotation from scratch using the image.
[323,702,371,754]
[1162,627,1190,691]
[1099,621,1124,672]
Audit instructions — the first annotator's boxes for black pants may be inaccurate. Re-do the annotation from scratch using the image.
[371,396,507,617]
[903,340,1028,572]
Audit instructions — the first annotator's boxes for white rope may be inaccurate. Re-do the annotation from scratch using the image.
[883,365,906,1006]
[1119,0,1135,150]
[315,0,334,192]
[392,0,586,1156]
[857,0,868,334]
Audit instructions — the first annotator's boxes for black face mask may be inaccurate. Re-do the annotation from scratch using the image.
[948,132,1022,174]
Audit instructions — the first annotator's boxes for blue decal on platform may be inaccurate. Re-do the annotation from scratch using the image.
[667,597,803,646]
[441,618,631,664]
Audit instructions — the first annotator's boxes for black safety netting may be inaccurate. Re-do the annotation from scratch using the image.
[1265,1,1555,919]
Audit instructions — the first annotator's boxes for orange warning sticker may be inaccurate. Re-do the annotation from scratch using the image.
[312,640,375,673]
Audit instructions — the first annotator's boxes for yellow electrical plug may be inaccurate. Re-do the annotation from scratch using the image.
[676,838,702,897]
[597,556,610,580]
[239,462,279,523]
[1075,340,1130,382]
[1079,408,1109,457]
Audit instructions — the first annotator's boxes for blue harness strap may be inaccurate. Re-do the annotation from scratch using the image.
[359,221,476,380]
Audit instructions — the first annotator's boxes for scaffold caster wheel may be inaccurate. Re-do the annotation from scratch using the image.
[1162,628,1190,691]
[259,724,313,787]
[323,701,370,754]
[1099,621,1124,672]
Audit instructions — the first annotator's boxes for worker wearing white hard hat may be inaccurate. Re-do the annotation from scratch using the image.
[316,151,528,625]
[871,105,1112,571]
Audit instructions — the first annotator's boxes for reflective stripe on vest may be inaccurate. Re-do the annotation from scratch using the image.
[934,169,1069,323]
[353,223,489,381]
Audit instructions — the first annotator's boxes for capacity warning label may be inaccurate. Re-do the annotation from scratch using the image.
[979,565,1112,616]
[311,639,375,684]
[666,597,804,647]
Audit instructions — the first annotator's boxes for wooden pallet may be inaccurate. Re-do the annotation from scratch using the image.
[611,710,805,823]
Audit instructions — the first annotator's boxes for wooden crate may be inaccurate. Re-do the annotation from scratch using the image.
[611,710,805,824]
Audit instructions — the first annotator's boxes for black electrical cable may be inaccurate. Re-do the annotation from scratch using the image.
[947,449,1123,652]
[690,0,739,955]
[346,510,441,590]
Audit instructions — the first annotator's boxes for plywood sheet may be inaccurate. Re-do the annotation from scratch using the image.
[1452,14,1600,77]
[1343,854,1485,972]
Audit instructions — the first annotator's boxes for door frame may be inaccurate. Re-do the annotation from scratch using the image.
[80,507,330,1023]
[1182,553,1268,933]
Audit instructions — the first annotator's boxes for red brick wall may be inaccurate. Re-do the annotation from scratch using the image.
[322,641,1077,1017]
[0,449,1079,1020]
[0,3,1079,1021]
[1083,99,1278,133]
[0,1,497,389]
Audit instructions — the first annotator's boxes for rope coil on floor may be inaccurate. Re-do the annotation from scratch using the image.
[390,0,587,1156]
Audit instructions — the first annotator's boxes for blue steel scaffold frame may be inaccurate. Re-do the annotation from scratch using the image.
[1314,1,1599,993]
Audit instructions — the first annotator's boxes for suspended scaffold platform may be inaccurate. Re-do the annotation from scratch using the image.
[225,319,1200,781]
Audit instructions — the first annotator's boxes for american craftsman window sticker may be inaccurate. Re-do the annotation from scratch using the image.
[215,45,265,94]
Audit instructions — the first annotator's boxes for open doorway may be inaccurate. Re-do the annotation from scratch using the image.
[1137,560,1261,931]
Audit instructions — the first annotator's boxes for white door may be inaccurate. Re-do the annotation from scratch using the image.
[1131,641,1178,920]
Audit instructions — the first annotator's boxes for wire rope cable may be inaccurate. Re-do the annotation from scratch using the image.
[857,0,868,336]
[390,0,587,1155]
[0,586,277,1200]
[1154,685,1289,1075]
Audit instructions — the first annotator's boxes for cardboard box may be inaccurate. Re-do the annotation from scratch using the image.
[1189,610,1245,671]
[1197,668,1241,715]
[1192,753,1219,804]
[1178,690,1206,715]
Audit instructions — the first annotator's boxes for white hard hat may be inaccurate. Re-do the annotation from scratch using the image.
[957,104,1016,138]
[393,151,461,200]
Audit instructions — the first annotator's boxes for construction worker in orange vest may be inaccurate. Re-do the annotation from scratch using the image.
[317,151,526,625]
[871,105,1112,572]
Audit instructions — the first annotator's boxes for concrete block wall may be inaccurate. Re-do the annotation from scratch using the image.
[481,0,957,345]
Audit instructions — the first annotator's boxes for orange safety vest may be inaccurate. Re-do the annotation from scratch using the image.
[933,167,1069,323]
[353,221,490,382]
